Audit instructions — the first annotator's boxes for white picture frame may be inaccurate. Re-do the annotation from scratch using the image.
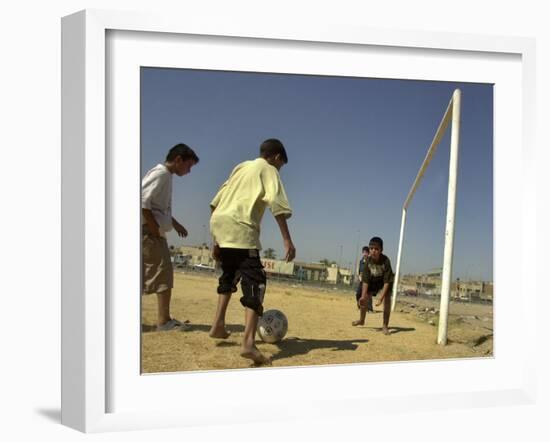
[61,9,537,433]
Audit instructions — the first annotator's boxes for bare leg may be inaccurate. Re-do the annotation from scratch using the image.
[382,295,391,335]
[209,293,232,338]
[352,306,367,326]
[240,307,271,365]
[156,289,171,326]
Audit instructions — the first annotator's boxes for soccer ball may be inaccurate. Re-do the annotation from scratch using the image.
[257,309,288,343]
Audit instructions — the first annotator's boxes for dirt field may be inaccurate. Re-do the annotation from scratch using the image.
[141,271,493,373]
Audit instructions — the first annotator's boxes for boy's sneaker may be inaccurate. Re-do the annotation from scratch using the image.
[157,319,191,332]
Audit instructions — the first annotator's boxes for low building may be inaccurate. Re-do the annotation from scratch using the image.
[481,282,493,301]
[455,280,491,301]
[177,245,216,268]
[293,262,327,282]
[400,269,493,301]
[338,268,353,285]
[326,264,353,285]
[174,245,353,286]
[261,258,295,276]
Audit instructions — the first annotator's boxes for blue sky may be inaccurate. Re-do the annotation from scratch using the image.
[141,68,493,281]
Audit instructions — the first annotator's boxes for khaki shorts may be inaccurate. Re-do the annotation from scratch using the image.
[142,226,173,294]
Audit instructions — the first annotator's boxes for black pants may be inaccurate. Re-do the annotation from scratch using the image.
[217,248,267,315]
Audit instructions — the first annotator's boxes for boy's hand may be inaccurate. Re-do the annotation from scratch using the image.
[142,209,161,237]
[284,239,296,262]
[173,220,188,238]
[358,296,368,307]
[375,297,383,307]
[212,244,221,261]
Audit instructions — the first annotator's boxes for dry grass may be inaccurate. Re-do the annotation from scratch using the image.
[141,272,493,373]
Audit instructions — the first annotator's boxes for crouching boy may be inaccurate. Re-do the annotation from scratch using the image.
[358,236,394,335]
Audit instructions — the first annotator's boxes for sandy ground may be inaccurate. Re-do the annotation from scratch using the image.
[141,271,493,373]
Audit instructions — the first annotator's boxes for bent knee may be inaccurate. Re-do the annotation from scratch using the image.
[239,281,266,314]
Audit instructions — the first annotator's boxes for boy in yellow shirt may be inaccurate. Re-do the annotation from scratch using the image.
[209,139,296,365]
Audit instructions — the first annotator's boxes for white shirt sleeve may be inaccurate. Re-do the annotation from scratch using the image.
[141,175,163,210]
[141,167,173,233]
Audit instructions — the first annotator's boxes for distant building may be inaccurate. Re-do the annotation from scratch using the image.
[263,259,352,285]
[261,258,295,276]
[326,264,353,285]
[408,268,443,296]
[400,268,493,301]
[177,245,215,268]
[456,280,492,301]
[173,245,353,286]
[481,282,493,301]
[338,267,353,285]
[294,262,327,282]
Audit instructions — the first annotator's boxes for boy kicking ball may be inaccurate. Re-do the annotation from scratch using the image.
[208,139,296,365]
[354,236,394,335]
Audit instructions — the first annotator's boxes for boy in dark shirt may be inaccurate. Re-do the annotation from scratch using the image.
[357,236,394,335]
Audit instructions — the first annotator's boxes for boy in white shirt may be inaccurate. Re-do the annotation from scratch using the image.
[209,139,296,365]
[142,143,199,331]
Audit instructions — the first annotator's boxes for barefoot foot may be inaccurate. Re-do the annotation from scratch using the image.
[209,327,231,339]
[240,347,272,365]
[352,320,365,326]
[382,326,391,335]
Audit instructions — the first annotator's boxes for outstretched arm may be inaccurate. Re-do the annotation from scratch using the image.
[274,214,296,262]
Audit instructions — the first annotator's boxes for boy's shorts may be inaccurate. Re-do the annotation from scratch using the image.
[359,283,393,298]
[142,226,173,294]
[368,285,393,297]
[217,248,266,316]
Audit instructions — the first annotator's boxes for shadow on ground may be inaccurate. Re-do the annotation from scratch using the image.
[271,337,369,361]
[141,323,245,333]
[215,341,239,348]
[367,326,416,335]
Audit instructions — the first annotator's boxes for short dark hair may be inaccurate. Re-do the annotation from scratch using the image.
[166,143,199,163]
[362,246,369,253]
[369,237,384,250]
[260,138,288,164]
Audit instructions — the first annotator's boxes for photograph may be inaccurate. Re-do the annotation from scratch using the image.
[140,67,494,373]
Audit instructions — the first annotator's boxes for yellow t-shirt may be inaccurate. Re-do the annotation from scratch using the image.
[210,158,292,249]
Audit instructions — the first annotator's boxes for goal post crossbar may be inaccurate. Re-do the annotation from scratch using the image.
[391,89,462,346]
[403,97,453,210]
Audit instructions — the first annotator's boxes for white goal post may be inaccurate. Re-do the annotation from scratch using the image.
[391,89,462,345]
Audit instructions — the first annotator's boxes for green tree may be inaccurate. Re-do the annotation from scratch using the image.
[319,258,336,267]
[263,248,277,259]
